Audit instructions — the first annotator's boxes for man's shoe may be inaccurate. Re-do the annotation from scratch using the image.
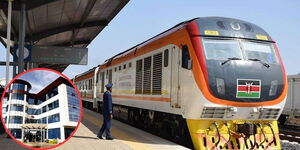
[97,136,103,139]
[106,136,114,140]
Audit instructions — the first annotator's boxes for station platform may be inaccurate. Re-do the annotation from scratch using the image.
[55,108,190,150]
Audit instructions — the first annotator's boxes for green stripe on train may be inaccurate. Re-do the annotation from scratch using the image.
[237,92,260,98]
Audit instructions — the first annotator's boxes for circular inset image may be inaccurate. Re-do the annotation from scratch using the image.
[0,68,82,149]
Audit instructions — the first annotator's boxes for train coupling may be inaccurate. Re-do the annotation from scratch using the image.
[237,123,257,138]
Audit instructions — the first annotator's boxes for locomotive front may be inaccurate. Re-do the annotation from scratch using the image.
[185,17,287,149]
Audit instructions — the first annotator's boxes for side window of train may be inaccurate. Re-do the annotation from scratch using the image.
[106,70,109,78]
[108,69,112,84]
[164,49,169,67]
[182,45,192,70]
[101,72,105,93]
[96,72,99,83]
[129,62,132,68]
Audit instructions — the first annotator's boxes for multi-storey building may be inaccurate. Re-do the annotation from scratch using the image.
[2,77,80,143]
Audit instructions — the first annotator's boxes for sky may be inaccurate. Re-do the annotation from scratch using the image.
[0,0,300,80]
[18,70,59,93]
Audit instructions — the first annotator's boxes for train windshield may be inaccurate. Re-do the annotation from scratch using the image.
[241,41,278,63]
[202,38,279,63]
[203,40,242,60]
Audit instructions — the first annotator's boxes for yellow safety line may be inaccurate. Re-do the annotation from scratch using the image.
[83,111,153,150]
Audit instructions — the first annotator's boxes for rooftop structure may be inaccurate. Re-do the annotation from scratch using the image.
[0,0,129,72]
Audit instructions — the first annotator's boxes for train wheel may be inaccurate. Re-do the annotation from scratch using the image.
[128,109,134,124]
[169,120,179,142]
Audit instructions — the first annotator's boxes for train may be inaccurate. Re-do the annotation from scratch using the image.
[279,75,300,127]
[73,17,287,150]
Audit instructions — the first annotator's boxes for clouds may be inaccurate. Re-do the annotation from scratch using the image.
[18,70,60,93]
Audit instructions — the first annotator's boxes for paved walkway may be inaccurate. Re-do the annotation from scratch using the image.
[0,133,27,150]
[55,108,190,150]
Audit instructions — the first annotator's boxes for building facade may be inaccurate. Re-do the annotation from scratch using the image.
[2,77,80,143]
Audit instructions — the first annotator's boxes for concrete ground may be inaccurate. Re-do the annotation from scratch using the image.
[0,133,27,150]
[54,108,190,150]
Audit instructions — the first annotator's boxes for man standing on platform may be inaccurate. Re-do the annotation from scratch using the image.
[97,83,114,140]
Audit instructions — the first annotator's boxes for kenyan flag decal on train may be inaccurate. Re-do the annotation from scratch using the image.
[236,79,261,98]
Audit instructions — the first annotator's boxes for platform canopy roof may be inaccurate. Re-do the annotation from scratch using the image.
[0,0,129,72]
[21,123,47,129]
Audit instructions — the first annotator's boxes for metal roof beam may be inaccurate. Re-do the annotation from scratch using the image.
[51,65,68,72]
[0,9,18,39]
[0,1,20,10]
[0,0,60,10]
[0,36,7,48]
[38,64,68,72]
[54,40,91,47]
[30,20,108,41]
[70,0,97,45]
[24,0,60,10]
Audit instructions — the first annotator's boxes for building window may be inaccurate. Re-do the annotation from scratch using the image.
[53,100,59,108]
[36,99,43,105]
[42,106,47,113]
[48,128,61,139]
[41,117,47,124]
[48,113,60,123]
[45,87,58,100]
[9,116,23,124]
[10,104,23,112]
[25,119,40,124]
[48,102,54,111]
[10,129,22,139]
[11,93,24,100]
[64,128,75,140]
[27,98,35,105]
[40,100,59,113]
[26,108,36,115]
[12,83,25,91]
[34,109,41,115]
[67,86,80,122]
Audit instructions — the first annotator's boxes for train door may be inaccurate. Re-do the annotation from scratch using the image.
[171,45,192,109]
[171,45,181,108]
[179,45,192,110]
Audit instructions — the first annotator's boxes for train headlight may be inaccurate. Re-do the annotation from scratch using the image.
[216,78,225,95]
[269,80,278,96]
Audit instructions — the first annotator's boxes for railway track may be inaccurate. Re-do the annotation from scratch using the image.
[280,128,300,143]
